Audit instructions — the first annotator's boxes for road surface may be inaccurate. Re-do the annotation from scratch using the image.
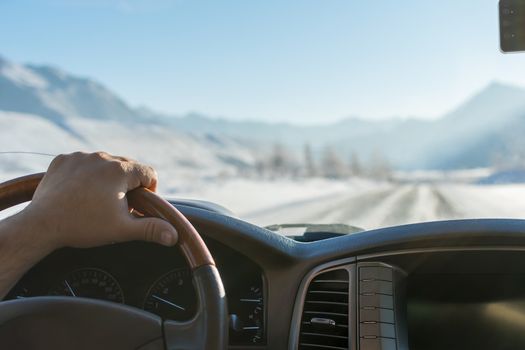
[241,183,525,230]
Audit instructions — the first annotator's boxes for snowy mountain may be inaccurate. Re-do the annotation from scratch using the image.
[0,56,144,126]
[0,110,256,191]
[0,56,257,189]
[169,82,525,170]
[1,54,525,172]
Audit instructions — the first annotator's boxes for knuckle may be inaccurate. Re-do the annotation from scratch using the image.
[146,165,157,178]
[71,151,86,157]
[118,155,134,163]
[91,151,108,160]
[53,153,66,163]
[107,160,125,175]
[137,165,149,178]
[49,153,68,168]
[138,164,157,182]
[69,151,88,161]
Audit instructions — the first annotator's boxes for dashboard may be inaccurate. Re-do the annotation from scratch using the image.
[6,238,266,347]
[7,199,525,350]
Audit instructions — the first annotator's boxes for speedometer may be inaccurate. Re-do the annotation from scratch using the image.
[143,268,197,321]
[48,268,124,304]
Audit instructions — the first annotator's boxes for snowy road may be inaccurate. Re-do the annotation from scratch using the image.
[239,183,525,230]
[3,170,525,231]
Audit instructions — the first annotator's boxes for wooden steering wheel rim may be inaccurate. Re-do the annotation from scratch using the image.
[0,172,215,269]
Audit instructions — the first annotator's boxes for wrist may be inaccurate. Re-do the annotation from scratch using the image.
[0,208,56,299]
[6,205,59,257]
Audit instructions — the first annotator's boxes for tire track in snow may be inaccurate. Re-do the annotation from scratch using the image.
[243,185,395,227]
[308,187,397,224]
[431,186,461,218]
[331,185,416,229]
[243,191,354,226]
[380,185,420,227]
[244,182,493,230]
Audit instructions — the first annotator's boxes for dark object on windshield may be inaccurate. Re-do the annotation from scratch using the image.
[500,0,525,52]
[265,223,363,242]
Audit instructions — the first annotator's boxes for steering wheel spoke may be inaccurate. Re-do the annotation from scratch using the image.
[0,297,163,350]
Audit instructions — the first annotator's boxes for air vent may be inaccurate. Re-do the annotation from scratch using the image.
[299,268,350,350]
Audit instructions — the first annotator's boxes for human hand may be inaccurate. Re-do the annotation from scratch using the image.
[24,151,178,251]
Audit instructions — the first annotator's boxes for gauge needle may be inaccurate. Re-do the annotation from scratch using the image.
[64,280,77,297]
[239,298,261,303]
[152,295,186,311]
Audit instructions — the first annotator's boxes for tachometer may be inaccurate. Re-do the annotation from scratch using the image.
[143,268,197,321]
[230,284,264,344]
[48,268,124,303]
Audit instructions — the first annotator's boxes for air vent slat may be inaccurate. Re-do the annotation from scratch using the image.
[313,279,348,283]
[304,311,347,317]
[299,343,348,350]
[301,332,348,339]
[309,290,348,295]
[306,301,348,306]
[302,321,348,329]
[299,268,350,350]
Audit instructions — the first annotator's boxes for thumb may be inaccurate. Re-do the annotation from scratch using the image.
[125,217,178,247]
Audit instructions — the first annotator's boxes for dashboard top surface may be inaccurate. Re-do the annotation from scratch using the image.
[178,199,525,263]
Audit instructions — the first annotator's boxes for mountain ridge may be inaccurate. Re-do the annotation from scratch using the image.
[1,54,525,170]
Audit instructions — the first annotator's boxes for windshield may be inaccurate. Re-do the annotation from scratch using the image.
[1,0,525,231]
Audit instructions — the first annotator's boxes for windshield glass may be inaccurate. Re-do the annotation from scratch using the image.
[1,0,525,230]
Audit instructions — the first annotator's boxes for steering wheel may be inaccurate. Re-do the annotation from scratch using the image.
[0,173,228,350]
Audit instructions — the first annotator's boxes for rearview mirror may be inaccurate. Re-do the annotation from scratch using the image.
[500,0,525,52]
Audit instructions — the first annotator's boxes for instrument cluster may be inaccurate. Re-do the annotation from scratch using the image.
[6,239,266,346]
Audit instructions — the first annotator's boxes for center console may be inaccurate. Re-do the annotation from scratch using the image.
[292,249,525,350]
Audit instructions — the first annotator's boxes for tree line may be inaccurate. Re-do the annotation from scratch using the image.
[254,142,392,180]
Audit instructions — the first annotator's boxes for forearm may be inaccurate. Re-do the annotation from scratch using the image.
[0,209,54,299]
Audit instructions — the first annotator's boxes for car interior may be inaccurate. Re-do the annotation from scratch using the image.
[2,1,525,350]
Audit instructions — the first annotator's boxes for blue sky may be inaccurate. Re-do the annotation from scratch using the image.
[0,0,523,124]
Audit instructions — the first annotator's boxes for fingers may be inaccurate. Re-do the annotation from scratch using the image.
[122,162,158,192]
[124,216,178,247]
[90,152,158,192]
[108,154,136,163]
[48,151,159,191]
[92,151,133,162]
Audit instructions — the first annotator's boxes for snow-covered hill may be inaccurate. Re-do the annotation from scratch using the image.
[0,110,256,192]
[169,83,525,170]
[0,55,259,189]
[0,55,144,127]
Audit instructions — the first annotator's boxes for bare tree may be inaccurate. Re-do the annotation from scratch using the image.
[321,146,347,178]
[349,151,362,177]
[303,143,318,177]
[264,142,299,177]
[254,158,267,177]
[269,142,287,175]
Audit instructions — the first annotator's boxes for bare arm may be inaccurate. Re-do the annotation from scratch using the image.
[0,152,178,299]
[0,210,53,299]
